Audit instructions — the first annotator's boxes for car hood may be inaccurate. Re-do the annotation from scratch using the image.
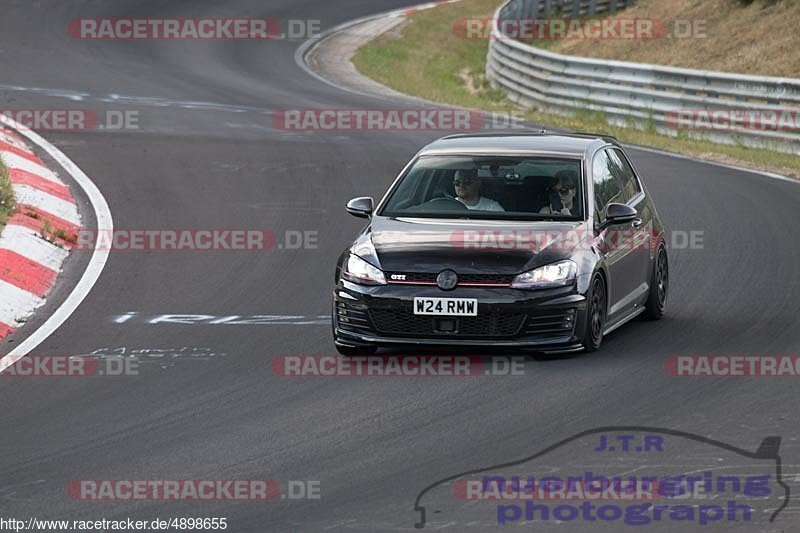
[358,216,589,275]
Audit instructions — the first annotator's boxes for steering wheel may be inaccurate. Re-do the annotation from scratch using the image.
[423,196,469,210]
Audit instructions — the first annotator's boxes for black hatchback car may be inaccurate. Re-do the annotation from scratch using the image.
[333,132,668,354]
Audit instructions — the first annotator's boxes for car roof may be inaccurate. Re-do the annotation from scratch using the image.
[418,131,618,157]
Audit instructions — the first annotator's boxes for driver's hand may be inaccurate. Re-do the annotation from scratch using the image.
[560,208,571,215]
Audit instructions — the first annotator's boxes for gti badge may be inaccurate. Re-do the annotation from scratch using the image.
[436,270,458,290]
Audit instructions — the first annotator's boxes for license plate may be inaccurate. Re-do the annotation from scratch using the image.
[413,297,477,316]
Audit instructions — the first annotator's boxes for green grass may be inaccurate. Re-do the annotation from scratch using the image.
[0,159,14,231]
[353,0,515,112]
[352,0,800,179]
[38,219,73,248]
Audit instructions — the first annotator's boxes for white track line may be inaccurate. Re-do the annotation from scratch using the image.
[294,0,465,102]
[0,115,113,372]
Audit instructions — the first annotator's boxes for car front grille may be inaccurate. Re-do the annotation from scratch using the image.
[369,309,526,337]
[386,272,514,286]
[338,299,577,341]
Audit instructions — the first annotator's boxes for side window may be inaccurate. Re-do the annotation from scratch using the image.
[607,148,641,202]
[592,150,623,220]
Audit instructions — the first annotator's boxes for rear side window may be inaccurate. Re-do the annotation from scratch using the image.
[592,150,623,220]
[606,148,641,202]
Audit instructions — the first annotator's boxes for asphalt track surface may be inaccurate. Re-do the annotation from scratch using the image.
[1,1,800,531]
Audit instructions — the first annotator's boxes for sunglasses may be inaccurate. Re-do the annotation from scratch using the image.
[557,186,576,194]
[453,179,477,186]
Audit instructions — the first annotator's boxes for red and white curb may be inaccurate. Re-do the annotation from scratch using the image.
[0,128,80,340]
[0,115,112,373]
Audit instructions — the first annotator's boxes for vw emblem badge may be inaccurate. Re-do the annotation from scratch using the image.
[437,270,458,290]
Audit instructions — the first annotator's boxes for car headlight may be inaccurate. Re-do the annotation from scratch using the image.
[511,260,577,289]
[343,254,386,285]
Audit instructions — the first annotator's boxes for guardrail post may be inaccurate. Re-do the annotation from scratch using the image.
[571,0,581,18]
[516,0,526,20]
[542,0,552,18]
[506,0,519,21]
[526,0,541,19]
[588,0,597,16]
[519,0,531,19]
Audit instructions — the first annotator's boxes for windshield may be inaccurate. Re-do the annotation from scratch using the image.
[379,155,584,221]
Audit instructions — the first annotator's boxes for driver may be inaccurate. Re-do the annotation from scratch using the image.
[453,169,504,211]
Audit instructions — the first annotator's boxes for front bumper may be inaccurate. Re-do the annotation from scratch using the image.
[333,279,588,353]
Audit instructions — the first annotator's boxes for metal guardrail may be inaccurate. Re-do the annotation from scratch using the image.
[486,0,800,154]
[501,0,635,18]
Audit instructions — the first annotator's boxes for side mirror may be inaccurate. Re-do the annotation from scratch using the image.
[346,197,374,219]
[600,203,637,230]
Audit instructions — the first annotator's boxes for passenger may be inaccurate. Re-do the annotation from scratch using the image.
[539,170,579,216]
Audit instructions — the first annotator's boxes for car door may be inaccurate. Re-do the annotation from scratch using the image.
[607,148,653,304]
[591,148,642,321]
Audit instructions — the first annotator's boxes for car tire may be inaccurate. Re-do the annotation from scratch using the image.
[581,274,606,353]
[644,244,668,320]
